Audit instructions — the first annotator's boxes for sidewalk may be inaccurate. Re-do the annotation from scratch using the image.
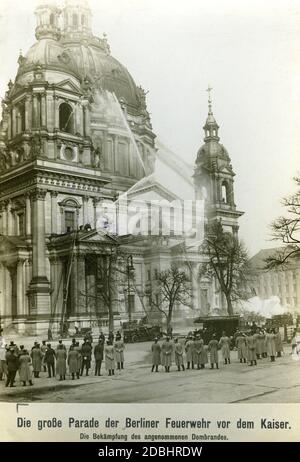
[0,341,152,400]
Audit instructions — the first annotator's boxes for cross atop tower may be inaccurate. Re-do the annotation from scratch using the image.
[206,85,213,113]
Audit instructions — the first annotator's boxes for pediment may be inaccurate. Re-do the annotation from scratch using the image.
[128,181,180,202]
[77,230,119,244]
[56,79,81,93]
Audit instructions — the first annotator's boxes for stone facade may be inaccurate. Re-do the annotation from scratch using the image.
[250,248,300,313]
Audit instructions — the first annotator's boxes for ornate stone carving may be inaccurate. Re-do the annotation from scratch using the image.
[30,189,47,201]
[29,133,44,158]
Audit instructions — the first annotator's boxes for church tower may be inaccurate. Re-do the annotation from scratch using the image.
[62,0,93,40]
[194,87,243,235]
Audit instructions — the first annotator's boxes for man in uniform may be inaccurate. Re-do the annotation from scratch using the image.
[151,338,161,372]
[161,336,173,373]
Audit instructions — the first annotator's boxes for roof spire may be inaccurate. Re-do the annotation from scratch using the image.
[203,85,219,142]
[206,84,213,114]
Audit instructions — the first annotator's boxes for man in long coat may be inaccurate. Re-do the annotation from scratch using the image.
[44,344,56,378]
[174,338,185,371]
[161,337,173,372]
[5,348,19,387]
[114,335,125,370]
[105,341,115,376]
[18,348,33,386]
[266,329,276,362]
[185,335,194,370]
[56,344,67,380]
[235,332,247,363]
[193,335,203,369]
[68,346,80,380]
[208,334,219,369]
[94,340,104,376]
[151,338,161,372]
[219,331,231,365]
[30,343,43,378]
[81,340,92,376]
[246,331,257,366]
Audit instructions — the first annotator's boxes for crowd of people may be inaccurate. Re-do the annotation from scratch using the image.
[0,330,125,388]
[151,328,285,372]
[0,325,296,389]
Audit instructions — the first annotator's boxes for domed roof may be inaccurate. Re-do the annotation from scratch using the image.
[197,141,229,161]
[17,38,74,76]
[64,41,140,108]
[17,36,141,110]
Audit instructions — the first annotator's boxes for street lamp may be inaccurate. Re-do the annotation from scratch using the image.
[126,255,135,323]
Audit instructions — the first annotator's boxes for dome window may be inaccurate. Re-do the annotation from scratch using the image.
[221,182,229,204]
[59,102,74,134]
[50,13,55,26]
[81,15,85,26]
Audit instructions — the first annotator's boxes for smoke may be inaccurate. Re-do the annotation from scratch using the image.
[239,296,288,319]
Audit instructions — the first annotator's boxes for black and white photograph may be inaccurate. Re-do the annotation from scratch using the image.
[0,0,299,412]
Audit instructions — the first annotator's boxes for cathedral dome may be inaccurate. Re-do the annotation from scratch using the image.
[17,37,141,110]
[17,38,74,77]
[62,41,140,109]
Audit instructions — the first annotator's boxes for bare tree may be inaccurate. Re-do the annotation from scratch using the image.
[148,265,192,333]
[200,222,251,315]
[81,246,121,332]
[265,176,300,268]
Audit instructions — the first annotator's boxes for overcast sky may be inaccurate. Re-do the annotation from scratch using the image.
[0,0,299,255]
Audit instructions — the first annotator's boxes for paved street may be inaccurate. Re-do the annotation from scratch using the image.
[1,342,300,403]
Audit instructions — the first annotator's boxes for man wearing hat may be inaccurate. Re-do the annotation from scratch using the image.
[174,338,185,371]
[185,334,195,370]
[30,342,43,378]
[44,344,56,378]
[151,337,161,372]
[5,347,19,387]
[161,336,173,373]
[208,333,219,369]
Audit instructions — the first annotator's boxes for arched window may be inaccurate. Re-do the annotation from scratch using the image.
[221,182,229,203]
[50,13,55,26]
[59,102,74,134]
[73,13,78,27]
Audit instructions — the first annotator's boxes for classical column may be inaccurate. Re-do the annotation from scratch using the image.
[25,193,31,236]
[54,96,59,130]
[16,258,25,317]
[50,191,58,234]
[31,189,47,278]
[83,104,91,137]
[77,255,86,314]
[2,202,8,236]
[85,257,95,316]
[4,265,12,325]
[75,102,83,136]
[7,201,14,235]
[41,92,47,129]
[69,254,78,316]
[25,94,32,131]
[24,259,31,316]
[32,94,39,129]
[12,106,17,137]
[28,188,51,316]
[92,197,99,229]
